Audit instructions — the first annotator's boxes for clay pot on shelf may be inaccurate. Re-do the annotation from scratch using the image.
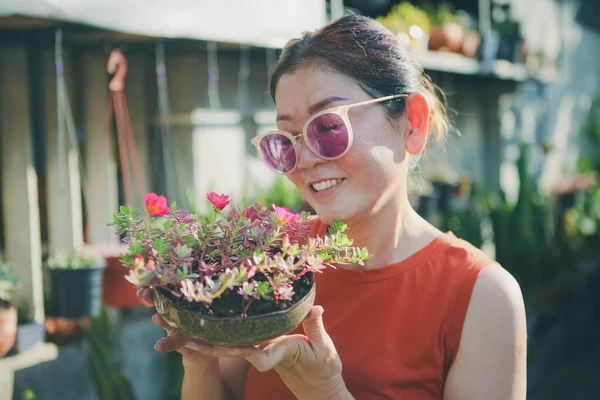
[0,305,17,357]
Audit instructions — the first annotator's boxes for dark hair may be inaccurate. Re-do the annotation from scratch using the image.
[269,14,450,144]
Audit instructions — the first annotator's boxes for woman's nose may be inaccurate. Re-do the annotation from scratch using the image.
[295,140,325,170]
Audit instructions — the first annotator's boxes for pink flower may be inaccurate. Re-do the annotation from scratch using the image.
[272,203,301,225]
[145,193,170,217]
[207,192,231,210]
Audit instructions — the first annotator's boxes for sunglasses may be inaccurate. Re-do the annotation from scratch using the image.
[251,94,408,174]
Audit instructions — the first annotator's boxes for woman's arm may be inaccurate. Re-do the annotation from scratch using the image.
[150,305,253,400]
[181,357,250,400]
[443,264,527,400]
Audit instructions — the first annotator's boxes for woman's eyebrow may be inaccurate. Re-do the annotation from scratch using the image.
[276,96,348,122]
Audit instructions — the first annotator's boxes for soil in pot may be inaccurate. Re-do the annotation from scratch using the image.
[154,273,316,347]
[0,303,17,357]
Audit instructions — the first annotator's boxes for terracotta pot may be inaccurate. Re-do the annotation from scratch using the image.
[45,316,90,344]
[102,255,143,309]
[443,23,465,53]
[428,26,448,51]
[428,23,465,53]
[0,305,17,357]
[461,30,481,58]
[154,274,316,347]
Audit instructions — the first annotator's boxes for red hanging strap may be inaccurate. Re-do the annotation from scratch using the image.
[84,49,146,243]
[106,49,146,206]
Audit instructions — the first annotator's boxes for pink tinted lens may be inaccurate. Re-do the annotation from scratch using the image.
[259,133,297,173]
[306,113,349,158]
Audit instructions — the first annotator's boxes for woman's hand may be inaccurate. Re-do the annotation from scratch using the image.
[241,306,352,400]
[140,288,351,399]
[138,288,257,368]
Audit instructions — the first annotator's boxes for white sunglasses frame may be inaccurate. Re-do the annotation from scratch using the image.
[251,93,408,174]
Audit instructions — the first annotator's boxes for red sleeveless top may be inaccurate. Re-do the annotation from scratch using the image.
[245,221,494,399]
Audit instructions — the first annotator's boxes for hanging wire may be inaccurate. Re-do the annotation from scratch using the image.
[55,29,66,195]
[155,42,178,201]
[55,29,89,210]
[263,47,277,107]
[207,41,221,109]
[237,44,251,112]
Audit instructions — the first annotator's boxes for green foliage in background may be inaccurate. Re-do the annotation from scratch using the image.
[483,142,560,299]
[439,183,486,249]
[86,309,136,400]
[378,2,431,33]
[163,343,184,400]
[0,260,20,306]
[577,94,600,174]
[250,175,305,213]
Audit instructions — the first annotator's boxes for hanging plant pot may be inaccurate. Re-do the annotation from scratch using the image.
[46,267,104,319]
[0,305,17,357]
[102,253,144,309]
[154,273,316,347]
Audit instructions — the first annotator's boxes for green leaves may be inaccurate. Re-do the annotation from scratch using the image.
[330,220,348,234]
[256,281,273,300]
[111,194,372,318]
[128,240,143,254]
[153,239,171,257]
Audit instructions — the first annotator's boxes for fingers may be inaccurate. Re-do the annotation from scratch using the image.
[152,313,174,332]
[301,306,330,349]
[184,341,258,358]
[154,332,188,352]
[245,336,301,372]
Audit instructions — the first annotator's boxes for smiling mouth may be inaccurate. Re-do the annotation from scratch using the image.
[310,178,345,192]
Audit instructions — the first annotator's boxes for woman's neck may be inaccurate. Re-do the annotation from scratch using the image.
[342,195,440,270]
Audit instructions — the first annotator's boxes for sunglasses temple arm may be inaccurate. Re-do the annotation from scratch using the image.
[347,94,407,110]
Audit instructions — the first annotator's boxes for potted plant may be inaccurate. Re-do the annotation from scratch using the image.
[0,260,20,357]
[45,247,105,320]
[110,192,370,347]
[377,2,431,53]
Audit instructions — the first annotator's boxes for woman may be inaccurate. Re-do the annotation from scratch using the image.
[149,15,527,399]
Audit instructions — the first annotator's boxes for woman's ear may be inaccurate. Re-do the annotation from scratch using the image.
[404,93,430,155]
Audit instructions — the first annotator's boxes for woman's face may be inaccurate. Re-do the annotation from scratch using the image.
[274,66,412,224]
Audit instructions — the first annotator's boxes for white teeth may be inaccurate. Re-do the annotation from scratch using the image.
[311,179,343,192]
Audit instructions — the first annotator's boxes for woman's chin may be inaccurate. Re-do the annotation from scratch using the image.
[314,207,353,226]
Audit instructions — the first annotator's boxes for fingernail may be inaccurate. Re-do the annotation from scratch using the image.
[155,337,170,349]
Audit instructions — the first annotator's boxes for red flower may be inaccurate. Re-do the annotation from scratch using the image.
[207,192,231,210]
[272,203,301,225]
[145,193,170,217]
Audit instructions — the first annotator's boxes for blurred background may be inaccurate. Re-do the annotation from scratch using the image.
[0,0,598,399]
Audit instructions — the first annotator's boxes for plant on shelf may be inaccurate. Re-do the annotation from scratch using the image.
[424,2,468,54]
[45,247,105,320]
[0,260,20,357]
[377,2,431,52]
[378,2,431,35]
[109,192,370,347]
